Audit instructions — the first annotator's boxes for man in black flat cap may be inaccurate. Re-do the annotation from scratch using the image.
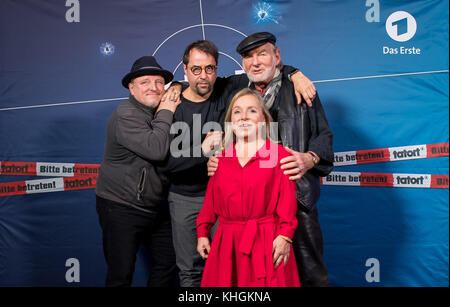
[95,56,181,286]
[160,39,317,287]
[238,32,334,287]
[207,32,334,287]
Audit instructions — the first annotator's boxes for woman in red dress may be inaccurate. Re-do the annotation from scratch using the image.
[196,88,300,287]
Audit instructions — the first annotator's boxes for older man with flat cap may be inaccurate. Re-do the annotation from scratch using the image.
[160,39,319,287]
[96,56,181,286]
[207,32,334,286]
[240,32,334,287]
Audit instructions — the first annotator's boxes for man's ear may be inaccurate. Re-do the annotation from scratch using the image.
[275,48,281,66]
[128,82,135,95]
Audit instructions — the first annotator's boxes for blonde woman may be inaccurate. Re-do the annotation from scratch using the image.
[196,88,300,286]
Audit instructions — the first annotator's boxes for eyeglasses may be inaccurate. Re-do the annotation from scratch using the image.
[189,65,217,76]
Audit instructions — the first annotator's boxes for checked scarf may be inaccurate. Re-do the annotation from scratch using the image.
[249,68,282,110]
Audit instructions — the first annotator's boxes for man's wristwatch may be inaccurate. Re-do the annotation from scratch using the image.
[288,69,299,81]
[308,151,319,165]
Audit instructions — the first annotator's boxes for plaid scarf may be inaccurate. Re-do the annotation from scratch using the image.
[249,68,282,110]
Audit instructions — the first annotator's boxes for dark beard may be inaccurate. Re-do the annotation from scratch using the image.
[195,82,212,97]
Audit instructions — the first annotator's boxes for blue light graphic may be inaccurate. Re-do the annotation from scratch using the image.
[254,2,280,24]
[100,42,115,56]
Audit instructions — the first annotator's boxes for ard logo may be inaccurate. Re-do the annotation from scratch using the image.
[385,11,417,42]
[366,2,418,43]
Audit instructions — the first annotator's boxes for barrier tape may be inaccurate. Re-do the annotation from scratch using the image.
[0,142,447,196]
[0,175,98,197]
[1,170,447,197]
[1,144,447,178]
[333,142,448,166]
[321,172,449,189]
[0,161,100,177]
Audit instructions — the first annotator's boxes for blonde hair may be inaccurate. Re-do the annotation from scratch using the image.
[222,88,274,149]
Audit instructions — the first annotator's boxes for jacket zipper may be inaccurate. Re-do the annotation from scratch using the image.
[137,168,147,201]
[294,103,303,152]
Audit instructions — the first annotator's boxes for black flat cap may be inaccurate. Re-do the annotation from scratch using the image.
[121,56,173,88]
[236,32,276,55]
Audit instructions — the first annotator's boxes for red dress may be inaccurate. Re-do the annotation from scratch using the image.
[197,140,300,287]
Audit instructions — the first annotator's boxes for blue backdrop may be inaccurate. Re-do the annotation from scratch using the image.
[0,0,448,286]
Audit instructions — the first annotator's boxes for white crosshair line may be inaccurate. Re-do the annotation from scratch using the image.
[152,23,246,76]
[314,70,449,83]
[0,0,448,112]
[153,0,247,76]
[0,70,447,112]
[199,0,205,40]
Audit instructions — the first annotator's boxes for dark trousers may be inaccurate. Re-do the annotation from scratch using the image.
[168,192,205,287]
[96,195,177,287]
[292,204,331,287]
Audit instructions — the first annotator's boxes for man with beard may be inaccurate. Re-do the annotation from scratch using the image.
[159,40,316,287]
[208,32,334,286]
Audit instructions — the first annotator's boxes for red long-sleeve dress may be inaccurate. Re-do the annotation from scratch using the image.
[197,140,300,287]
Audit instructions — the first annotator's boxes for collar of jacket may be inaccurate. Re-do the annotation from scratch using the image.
[128,94,158,115]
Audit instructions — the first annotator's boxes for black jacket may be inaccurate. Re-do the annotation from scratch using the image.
[275,71,334,211]
[96,95,174,212]
[159,67,333,211]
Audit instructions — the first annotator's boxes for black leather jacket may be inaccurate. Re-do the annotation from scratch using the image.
[275,71,334,211]
[182,68,333,211]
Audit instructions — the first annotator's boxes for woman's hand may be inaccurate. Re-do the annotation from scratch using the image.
[272,235,291,268]
[197,237,211,260]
